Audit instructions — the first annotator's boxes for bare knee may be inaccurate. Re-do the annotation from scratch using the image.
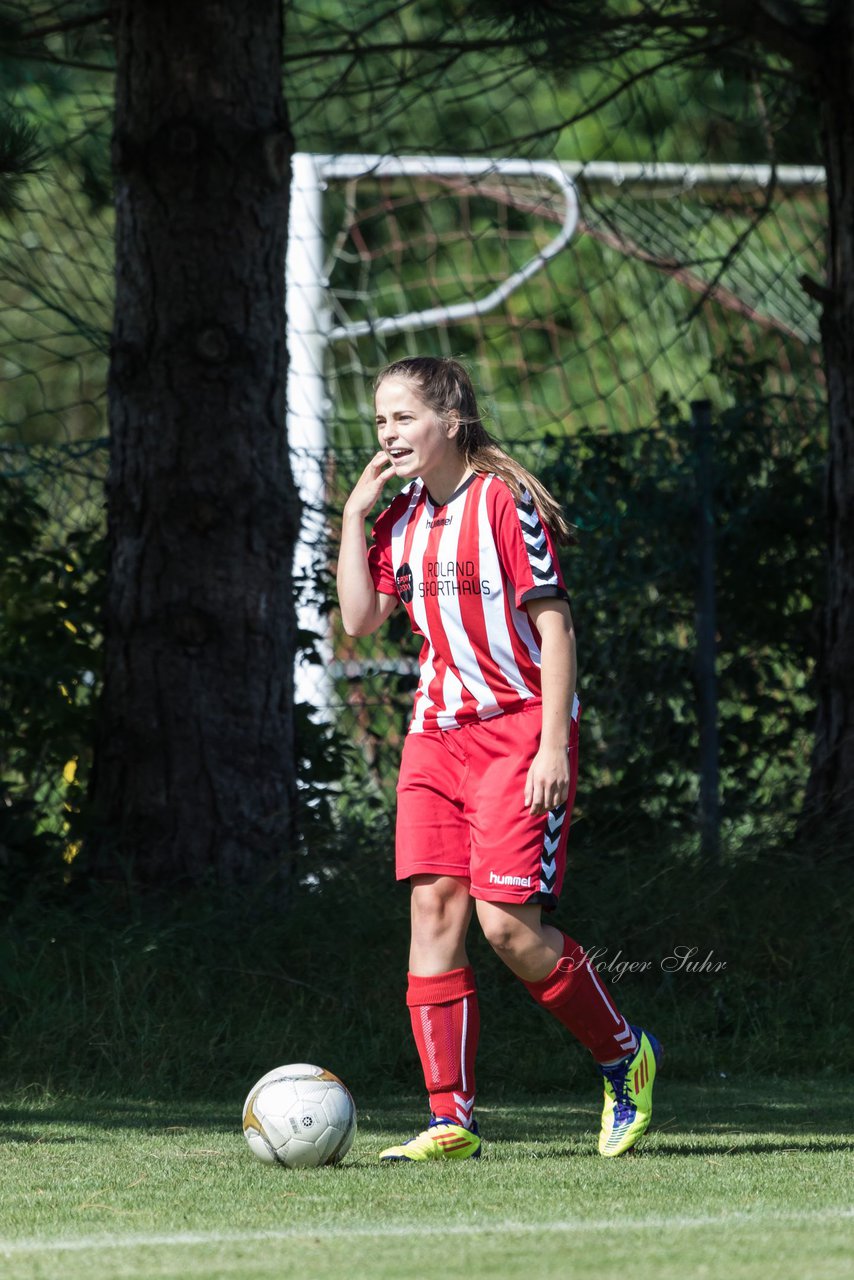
[410,875,472,973]
[476,901,530,957]
[475,900,562,980]
[412,877,469,935]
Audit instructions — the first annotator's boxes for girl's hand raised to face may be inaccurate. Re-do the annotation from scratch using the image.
[343,451,397,520]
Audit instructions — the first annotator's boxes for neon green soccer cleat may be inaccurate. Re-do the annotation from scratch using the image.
[379,1116,482,1162]
[598,1026,662,1157]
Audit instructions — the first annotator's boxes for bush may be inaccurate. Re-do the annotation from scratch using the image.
[0,468,104,903]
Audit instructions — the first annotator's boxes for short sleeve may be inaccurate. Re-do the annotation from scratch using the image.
[366,503,400,597]
[488,481,569,609]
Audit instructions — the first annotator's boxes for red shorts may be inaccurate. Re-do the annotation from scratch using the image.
[395,699,580,910]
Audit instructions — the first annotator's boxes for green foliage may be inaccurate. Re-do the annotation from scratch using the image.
[469,0,820,163]
[1,49,112,448]
[288,0,803,162]
[0,466,104,900]
[546,387,824,847]
[0,107,46,215]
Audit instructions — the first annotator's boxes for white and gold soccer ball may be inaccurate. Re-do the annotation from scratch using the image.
[242,1063,356,1168]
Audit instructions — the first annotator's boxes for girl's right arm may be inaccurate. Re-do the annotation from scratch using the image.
[337,451,399,636]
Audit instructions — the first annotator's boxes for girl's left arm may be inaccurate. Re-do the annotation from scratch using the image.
[524,598,577,816]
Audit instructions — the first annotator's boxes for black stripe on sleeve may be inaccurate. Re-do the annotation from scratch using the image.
[520,585,570,605]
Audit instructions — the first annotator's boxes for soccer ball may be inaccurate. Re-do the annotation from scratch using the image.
[242,1063,356,1168]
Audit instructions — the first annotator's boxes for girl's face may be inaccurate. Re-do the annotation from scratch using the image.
[375,377,460,486]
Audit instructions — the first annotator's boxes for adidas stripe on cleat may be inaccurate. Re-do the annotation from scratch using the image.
[379,1115,481,1162]
[598,1025,662,1157]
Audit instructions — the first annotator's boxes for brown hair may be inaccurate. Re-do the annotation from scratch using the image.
[374,356,575,544]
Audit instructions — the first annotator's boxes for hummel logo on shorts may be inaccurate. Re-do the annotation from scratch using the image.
[489,871,531,888]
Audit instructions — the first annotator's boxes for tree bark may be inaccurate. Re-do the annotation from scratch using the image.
[91,0,299,887]
[802,19,854,845]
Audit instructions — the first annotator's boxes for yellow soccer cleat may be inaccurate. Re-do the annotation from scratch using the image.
[379,1115,482,1162]
[598,1026,662,1157]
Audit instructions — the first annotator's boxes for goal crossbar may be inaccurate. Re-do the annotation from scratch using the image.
[318,156,580,342]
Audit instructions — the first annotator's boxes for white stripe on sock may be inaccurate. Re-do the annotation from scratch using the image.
[584,960,622,1024]
[460,995,469,1093]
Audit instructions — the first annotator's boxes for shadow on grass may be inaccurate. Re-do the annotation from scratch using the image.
[0,1130,91,1144]
[480,1082,854,1138]
[3,1079,853,1153]
[652,1141,854,1156]
[0,1099,237,1136]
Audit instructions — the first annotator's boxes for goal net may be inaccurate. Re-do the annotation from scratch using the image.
[286,155,826,762]
[315,158,824,447]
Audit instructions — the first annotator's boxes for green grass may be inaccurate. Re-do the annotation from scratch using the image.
[1,1080,852,1280]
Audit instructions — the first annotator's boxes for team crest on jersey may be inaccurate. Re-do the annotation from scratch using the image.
[395,562,414,603]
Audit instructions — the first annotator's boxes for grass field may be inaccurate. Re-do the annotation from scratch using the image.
[1,1078,852,1280]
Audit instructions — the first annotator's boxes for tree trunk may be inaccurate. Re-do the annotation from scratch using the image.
[91,0,300,887]
[803,41,854,846]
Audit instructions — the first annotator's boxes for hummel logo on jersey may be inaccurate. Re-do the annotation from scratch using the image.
[426,515,453,529]
[489,871,531,887]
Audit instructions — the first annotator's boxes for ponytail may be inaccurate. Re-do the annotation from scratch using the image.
[465,442,575,545]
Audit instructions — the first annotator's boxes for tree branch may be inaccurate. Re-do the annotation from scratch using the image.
[495,31,746,151]
[283,35,531,65]
[10,49,113,73]
[17,6,109,42]
[566,1,826,77]
[467,1,826,77]
[709,0,826,75]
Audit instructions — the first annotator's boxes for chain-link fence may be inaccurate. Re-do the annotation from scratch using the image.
[0,4,829,859]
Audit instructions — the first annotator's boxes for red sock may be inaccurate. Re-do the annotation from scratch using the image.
[406,967,479,1128]
[522,934,638,1063]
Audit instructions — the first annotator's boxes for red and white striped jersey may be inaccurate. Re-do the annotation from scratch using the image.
[367,472,571,732]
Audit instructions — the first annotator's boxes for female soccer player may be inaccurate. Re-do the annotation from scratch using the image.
[337,356,660,1161]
